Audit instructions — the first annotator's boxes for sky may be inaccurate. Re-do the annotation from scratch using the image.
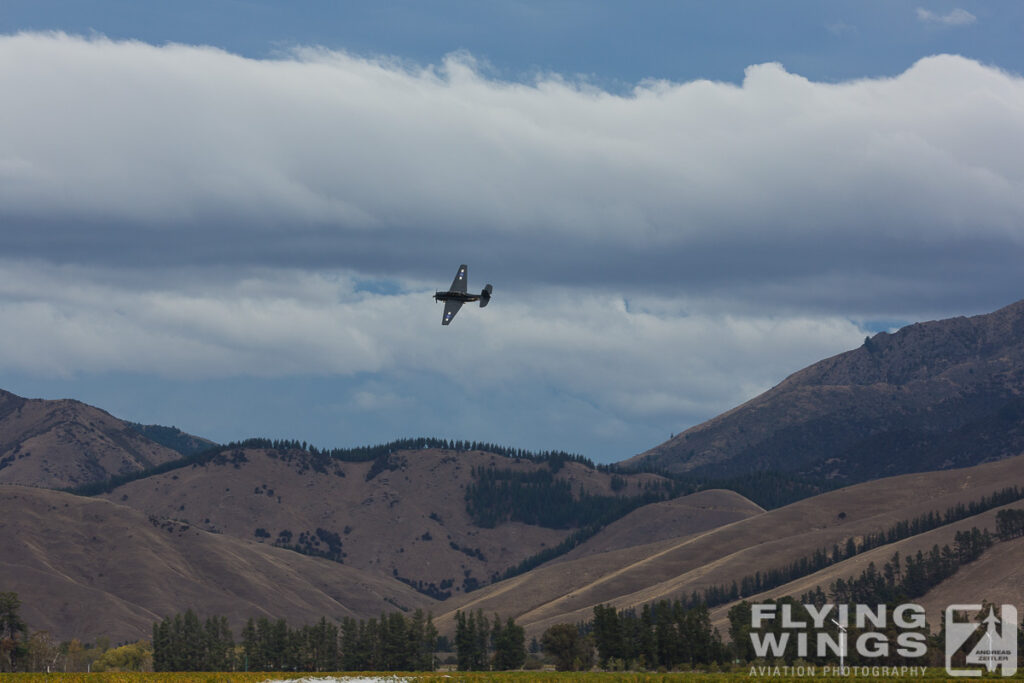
[1,1,1024,463]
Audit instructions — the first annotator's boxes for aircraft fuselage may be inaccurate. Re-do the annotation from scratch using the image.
[434,291,482,303]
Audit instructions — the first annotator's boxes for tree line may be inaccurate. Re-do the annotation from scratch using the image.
[453,610,526,671]
[682,487,1024,610]
[995,507,1024,539]
[153,608,441,672]
[589,601,727,671]
[63,436,594,497]
[465,465,677,530]
[466,464,682,585]
[150,607,544,672]
[724,526,998,665]
[806,527,993,607]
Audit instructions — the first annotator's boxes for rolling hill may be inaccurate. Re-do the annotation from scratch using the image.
[0,484,437,643]
[95,445,671,599]
[627,298,1024,483]
[8,448,1024,644]
[436,453,1024,637]
[4,298,1024,646]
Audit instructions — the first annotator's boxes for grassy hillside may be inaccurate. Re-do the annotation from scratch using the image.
[0,389,182,489]
[438,453,1024,637]
[95,445,672,598]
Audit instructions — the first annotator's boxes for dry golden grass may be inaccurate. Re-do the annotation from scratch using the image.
[444,454,1024,637]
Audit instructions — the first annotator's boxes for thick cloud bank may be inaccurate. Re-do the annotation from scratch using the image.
[0,261,862,407]
[1,32,1023,311]
[1,32,1022,458]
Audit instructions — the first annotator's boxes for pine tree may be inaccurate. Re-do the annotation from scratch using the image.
[491,616,526,670]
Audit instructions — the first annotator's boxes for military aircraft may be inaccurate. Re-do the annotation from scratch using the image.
[434,264,492,325]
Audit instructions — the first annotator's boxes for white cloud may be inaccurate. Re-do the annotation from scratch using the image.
[0,32,1022,317]
[916,8,977,26]
[1,32,1023,458]
[0,261,867,426]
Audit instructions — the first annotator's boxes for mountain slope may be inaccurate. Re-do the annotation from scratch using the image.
[97,446,670,598]
[0,485,437,643]
[126,422,218,456]
[0,389,183,488]
[626,298,1024,482]
[705,506,1024,636]
[438,453,1024,636]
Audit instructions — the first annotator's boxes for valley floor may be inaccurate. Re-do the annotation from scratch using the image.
[0,669,979,683]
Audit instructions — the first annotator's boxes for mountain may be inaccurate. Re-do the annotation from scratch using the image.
[0,389,183,489]
[625,298,1024,482]
[438,452,1024,637]
[94,445,673,599]
[9,448,1024,644]
[6,297,1024,645]
[0,484,437,644]
[126,422,218,457]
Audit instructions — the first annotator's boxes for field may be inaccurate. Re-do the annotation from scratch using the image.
[0,669,997,683]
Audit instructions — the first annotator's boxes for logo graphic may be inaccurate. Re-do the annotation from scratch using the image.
[946,604,1017,677]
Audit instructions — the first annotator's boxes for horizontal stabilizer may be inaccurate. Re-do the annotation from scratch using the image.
[480,284,493,307]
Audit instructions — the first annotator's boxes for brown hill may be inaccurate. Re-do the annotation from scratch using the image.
[0,484,436,643]
[704,505,1024,636]
[438,453,1024,637]
[0,389,182,489]
[98,446,668,599]
[914,535,1024,627]
[559,488,765,561]
[625,298,1024,483]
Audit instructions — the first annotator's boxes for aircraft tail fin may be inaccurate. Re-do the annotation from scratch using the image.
[480,284,493,307]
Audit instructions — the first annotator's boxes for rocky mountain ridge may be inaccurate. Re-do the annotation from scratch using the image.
[628,298,1024,482]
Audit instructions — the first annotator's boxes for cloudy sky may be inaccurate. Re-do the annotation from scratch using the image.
[2,1,1024,462]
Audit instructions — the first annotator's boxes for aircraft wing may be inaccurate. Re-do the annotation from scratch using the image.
[442,299,463,325]
[449,264,468,293]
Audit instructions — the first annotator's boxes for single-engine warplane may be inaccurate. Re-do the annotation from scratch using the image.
[434,264,492,325]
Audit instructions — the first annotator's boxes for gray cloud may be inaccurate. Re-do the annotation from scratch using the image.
[2,32,1024,459]
[1,33,1022,315]
[0,260,866,447]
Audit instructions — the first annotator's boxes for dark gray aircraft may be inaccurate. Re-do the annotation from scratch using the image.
[434,264,492,325]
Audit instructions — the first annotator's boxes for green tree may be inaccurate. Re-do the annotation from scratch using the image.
[181,609,204,670]
[454,609,489,670]
[0,592,28,672]
[592,604,622,666]
[152,619,170,671]
[407,609,438,671]
[339,617,362,670]
[91,641,152,672]
[727,601,755,661]
[381,611,408,670]
[541,623,592,671]
[299,616,338,671]
[203,615,234,671]
[241,617,260,671]
[491,616,526,670]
